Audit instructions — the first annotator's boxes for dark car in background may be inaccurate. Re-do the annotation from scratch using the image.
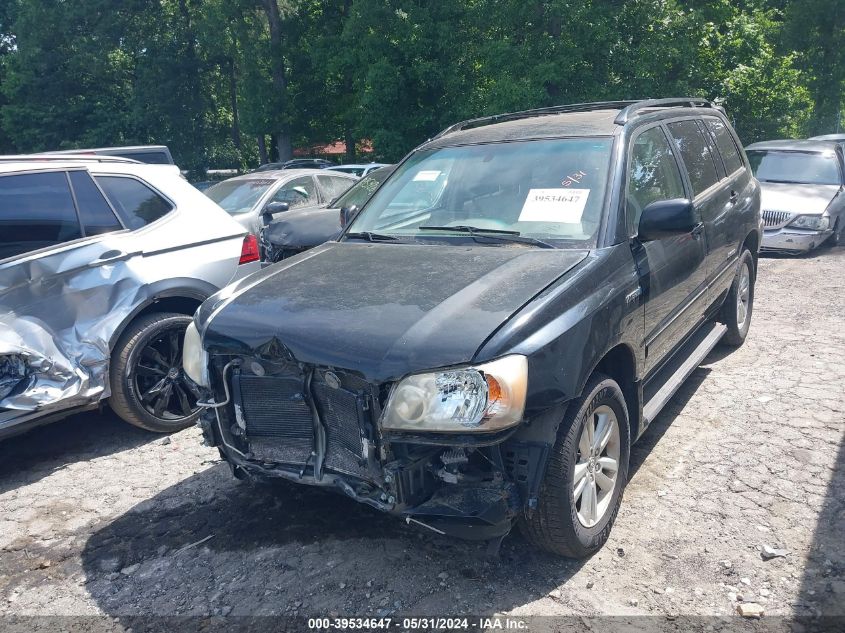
[184,99,761,557]
[746,139,845,252]
[260,165,394,263]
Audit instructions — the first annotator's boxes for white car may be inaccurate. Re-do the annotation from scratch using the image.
[0,156,260,438]
[204,168,357,236]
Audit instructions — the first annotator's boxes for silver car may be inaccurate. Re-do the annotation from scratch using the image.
[204,168,357,236]
[745,139,845,252]
[1,157,258,439]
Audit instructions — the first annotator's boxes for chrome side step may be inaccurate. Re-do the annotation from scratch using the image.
[642,322,727,426]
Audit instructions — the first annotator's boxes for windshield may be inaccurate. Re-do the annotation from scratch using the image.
[346,138,613,248]
[332,168,391,208]
[205,179,275,215]
[747,150,841,186]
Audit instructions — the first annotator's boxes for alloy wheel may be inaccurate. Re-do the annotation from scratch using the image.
[133,325,201,421]
[573,404,621,528]
[736,261,751,330]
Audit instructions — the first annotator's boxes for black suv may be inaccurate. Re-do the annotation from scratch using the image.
[184,99,761,557]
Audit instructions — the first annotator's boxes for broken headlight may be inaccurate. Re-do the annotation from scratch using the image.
[182,321,209,387]
[382,355,527,433]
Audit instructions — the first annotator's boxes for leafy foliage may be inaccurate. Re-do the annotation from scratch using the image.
[0,0,839,170]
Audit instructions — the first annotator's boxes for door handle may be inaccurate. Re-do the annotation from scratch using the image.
[729,190,739,204]
[96,249,128,264]
[691,222,704,239]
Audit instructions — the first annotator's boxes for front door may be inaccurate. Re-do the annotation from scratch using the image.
[627,125,707,374]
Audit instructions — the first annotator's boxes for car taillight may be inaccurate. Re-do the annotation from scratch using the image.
[239,234,260,264]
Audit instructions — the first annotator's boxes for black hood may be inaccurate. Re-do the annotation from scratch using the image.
[201,242,588,382]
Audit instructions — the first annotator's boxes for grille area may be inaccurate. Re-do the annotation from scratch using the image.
[237,375,313,464]
[763,210,793,228]
[234,372,369,476]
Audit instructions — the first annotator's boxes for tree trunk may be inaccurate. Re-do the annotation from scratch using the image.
[257,135,268,164]
[229,59,242,150]
[260,0,293,161]
[344,128,355,162]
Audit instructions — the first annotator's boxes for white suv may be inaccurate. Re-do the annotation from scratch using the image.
[0,156,260,438]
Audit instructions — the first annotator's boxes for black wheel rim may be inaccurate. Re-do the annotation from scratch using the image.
[132,324,201,421]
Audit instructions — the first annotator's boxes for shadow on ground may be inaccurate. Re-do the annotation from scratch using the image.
[0,408,159,495]
[798,426,845,622]
[80,460,588,618]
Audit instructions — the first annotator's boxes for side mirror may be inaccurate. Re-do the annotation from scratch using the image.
[339,204,359,228]
[262,201,289,225]
[637,198,697,242]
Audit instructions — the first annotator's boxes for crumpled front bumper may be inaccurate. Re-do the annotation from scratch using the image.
[198,362,547,541]
[761,227,832,253]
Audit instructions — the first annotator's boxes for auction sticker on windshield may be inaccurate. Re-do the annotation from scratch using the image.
[519,188,590,223]
[413,170,441,181]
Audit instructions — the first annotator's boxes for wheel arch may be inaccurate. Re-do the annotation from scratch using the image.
[107,277,218,351]
[742,229,761,265]
[582,343,641,441]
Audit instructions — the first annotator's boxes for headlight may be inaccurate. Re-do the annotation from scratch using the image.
[381,355,528,433]
[787,215,829,231]
[182,321,209,387]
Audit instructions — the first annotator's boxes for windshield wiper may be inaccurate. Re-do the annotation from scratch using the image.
[419,225,557,249]
[345,231,402,242]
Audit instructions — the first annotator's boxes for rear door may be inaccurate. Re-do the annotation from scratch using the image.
[627,124,707,374]
[0,168,133,415]
[699,116,754,300]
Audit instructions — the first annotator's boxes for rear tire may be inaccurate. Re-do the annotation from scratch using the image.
[519,373,630,558]
[109,312,201,433]
[720,249,755,347]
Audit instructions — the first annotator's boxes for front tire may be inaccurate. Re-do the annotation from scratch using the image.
[520,373,630,558]
[109,312,202,433]
[720,248,755,347]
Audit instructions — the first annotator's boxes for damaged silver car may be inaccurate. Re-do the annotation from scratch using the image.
[745,139,845,252]
[0,157,259,438]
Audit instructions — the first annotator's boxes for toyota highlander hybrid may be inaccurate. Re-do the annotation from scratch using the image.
[184,99,762,556]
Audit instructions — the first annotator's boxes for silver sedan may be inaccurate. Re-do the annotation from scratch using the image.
[745,139,845,253]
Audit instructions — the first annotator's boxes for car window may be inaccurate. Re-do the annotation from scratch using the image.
[271,176,317,209]
[95,176,174,229]
[0,171,82,260]
[317,175,354,201]
[747,150,841,186]
[667,120,720,196]
[333,169,392,209]
[349,138,613,247]
[704,118,743,175]
[206,178,274,214]
[68,171,123,235]
[627,127,686,230]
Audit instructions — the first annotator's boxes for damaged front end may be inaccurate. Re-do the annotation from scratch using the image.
[198,353,551,541]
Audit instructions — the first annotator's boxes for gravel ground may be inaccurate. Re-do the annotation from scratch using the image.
[0,247,842,625]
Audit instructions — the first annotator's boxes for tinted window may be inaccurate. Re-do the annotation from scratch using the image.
[627,127,686,229]
[705,118,743,174]
[667,120,720,195]
[271,176,317,209]
[0,172,82,260]
[747,150,841,186]
[69,171,122,235]
[95,176,173,229]
[317,175,354,201]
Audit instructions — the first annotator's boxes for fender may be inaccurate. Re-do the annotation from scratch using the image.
[107,277,219,350]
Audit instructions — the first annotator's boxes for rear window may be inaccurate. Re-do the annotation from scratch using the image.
[747,150,841,186]
[68,171,123,235]
[667,120,720,195]
[704,118,743,175]
[0,171,82,260]
[95,176,174,229]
